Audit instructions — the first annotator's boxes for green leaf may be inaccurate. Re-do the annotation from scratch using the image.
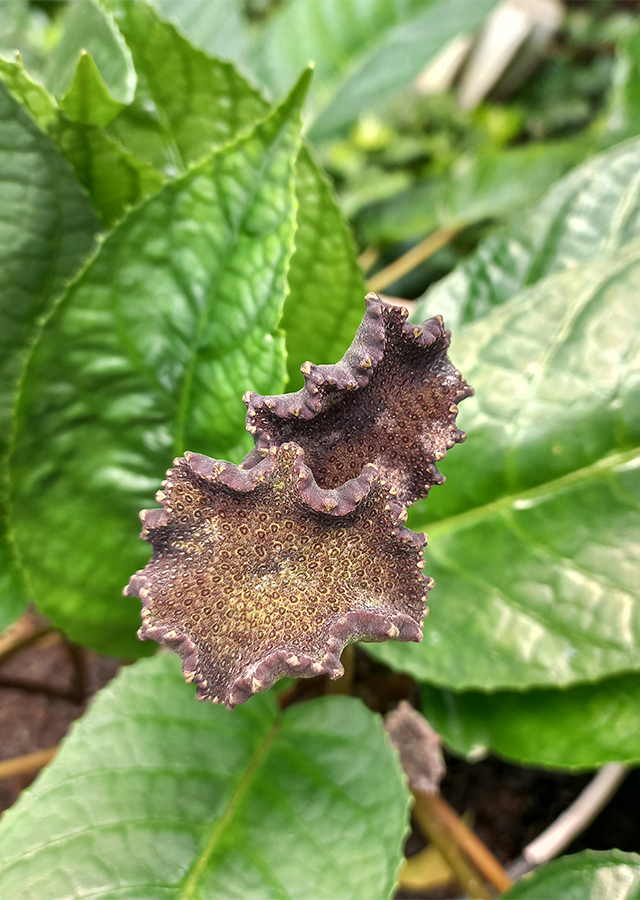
[605,23,640,146]
[254,0,427,111]
[309,0,495,141]
[417,136,640,329]
[151,0,249,64]
[503,851,640,900]
[0,54,164,228]
[283,145,366,389]
[45,0,136,103]
[60,49,124,127]
[103,0,269,172]
[356,141,587,246]
[0,80,99,633]
[0,654,411,900]
[368,236,640,691]
[9,72,308,656]
[420,672,640,769]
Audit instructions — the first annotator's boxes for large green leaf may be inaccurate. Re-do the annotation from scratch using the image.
[9,73,308,656]
[283,145,366,389]
[151,0,249,64]
[368,236,640,691]
[45,0,136,103]
[0,654,410,900]
[356,140,587,246]
[420,672,640,769]
[309,0,495,141]
[0,54,164,227]
[103,0,268,172]
[417,136,640,328]
[503,851,640,900]
[0,80,99,632]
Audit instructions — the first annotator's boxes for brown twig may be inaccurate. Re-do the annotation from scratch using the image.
[0,614,55,667]
[413,791,513,897]
[366,226,460,294]
[358,246,381,274]
[0,747,57,781]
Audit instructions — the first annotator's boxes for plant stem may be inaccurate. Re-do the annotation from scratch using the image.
[0,747,57,780]
[366,225,460,294]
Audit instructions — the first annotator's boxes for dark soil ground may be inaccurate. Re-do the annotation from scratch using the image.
[1,629,638,898]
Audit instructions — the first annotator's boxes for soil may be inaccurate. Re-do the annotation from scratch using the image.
[1,629,638,898]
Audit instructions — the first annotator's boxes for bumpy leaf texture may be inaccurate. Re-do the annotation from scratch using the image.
[245,293,472,505]
[126,444,428,708]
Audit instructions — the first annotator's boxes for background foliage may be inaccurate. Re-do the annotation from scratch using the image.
[1,0,640,897]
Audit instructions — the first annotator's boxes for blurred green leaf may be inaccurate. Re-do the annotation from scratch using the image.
[9,73,308,655]
[45,0,136,103]
[0,54,164,227]
[151,0,249,64]
[417,136,640,328]
[606,23,640,145]
[369,236,640,691]
[421,672,640,769]
[0,654,411,900]
[60,49,124,127]
[103,0,268,172]
[283,145,366,389]
[357,140,586,245]
[503,851,640,900]
[309,0,496,142]
[0,80,99,633]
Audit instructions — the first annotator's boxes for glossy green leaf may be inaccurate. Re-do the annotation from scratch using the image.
[503,851,640,900]
[417,136,640,328]
[9,73,308,655]
[283,145,366,389]
[152,0,248,64]
[0,80,99,633]
[0,54,164,227]
[0,654,410,900]
[309,0,495,141]
[420,672,640,769]
[60,49,124,127]
[254,0,428,111]
[103,0,268,172]
[357,141,586,246]
[45,0,135,103]
[368,236,640,690]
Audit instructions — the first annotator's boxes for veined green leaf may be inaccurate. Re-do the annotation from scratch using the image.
[0,54,164,227]
[309,0,495,141]
[151,0,249,64]
[368,236,640,690]
[503,851,640,900]
[60,50,124,127]
[45,0,136,103]
[283,145,366,389]
[103,0,269,172]
[0,80,99,633]
[9,72,309,655]
[0,654,410,900]
[417,136,640,328]
[420,673,640,769]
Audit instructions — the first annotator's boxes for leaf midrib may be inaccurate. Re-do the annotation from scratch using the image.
[180,716,282,899]
[427,445,640,540]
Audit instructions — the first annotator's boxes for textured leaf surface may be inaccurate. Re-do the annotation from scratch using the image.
[0,55,163,227]
[284,145,366,389]
[0,654,411,900]
[357,141,585,246]
[369,237,640,690]
[503,851,640,900]
[60,50,124,127]
[152,0,248,63]
[105,0,268,172]
[45,0,136,103]
[0,81,99,632]
[9,76,307,655]
[418,136,640,328]
[420,673,640,769]
[309,0,495,141]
